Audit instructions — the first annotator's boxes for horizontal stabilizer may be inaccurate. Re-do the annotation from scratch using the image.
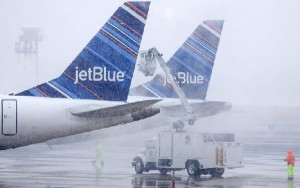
[71,99,161,118]
[161,101,231,118]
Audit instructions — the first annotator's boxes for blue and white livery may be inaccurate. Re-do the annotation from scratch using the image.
[130,20,224,100]
[129,21,231,119]
[0,1,159,150]
[16,1,150,102]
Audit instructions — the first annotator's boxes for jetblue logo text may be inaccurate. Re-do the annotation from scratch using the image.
[164,72,204,86]
[74,67,125,84]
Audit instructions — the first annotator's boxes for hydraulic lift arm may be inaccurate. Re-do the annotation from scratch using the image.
[138,47,196,125]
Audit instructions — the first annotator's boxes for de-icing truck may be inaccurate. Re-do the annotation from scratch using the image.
[133,47,243,177]
[132,130,243,177]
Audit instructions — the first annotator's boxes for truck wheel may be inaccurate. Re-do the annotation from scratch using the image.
[210,168,225,177]
[159,168,168,175]
[186,161,199,176]
[135,159,144,174]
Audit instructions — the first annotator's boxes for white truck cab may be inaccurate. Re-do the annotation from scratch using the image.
[132,131,243,177]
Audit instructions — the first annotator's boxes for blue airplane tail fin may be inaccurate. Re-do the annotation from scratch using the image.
[16,1,151,101]
[130,20,224,100]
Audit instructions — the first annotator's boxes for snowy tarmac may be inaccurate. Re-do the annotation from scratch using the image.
[0,124,299,188]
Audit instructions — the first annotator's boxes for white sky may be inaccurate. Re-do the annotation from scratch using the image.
[0,0,300,106]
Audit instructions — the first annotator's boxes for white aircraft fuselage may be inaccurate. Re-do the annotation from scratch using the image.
[0,94,230,150]
[0,95,136,150]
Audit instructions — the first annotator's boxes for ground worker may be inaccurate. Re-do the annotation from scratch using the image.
[93,142,104,184]
[95,141,104,168]
[284,150,295,180]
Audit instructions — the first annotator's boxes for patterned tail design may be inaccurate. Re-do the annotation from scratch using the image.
[130,20,224,100]
[16,1,151,101]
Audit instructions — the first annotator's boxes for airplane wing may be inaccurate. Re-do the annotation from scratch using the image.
[71,99,162,118]
[160,101,232,118]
